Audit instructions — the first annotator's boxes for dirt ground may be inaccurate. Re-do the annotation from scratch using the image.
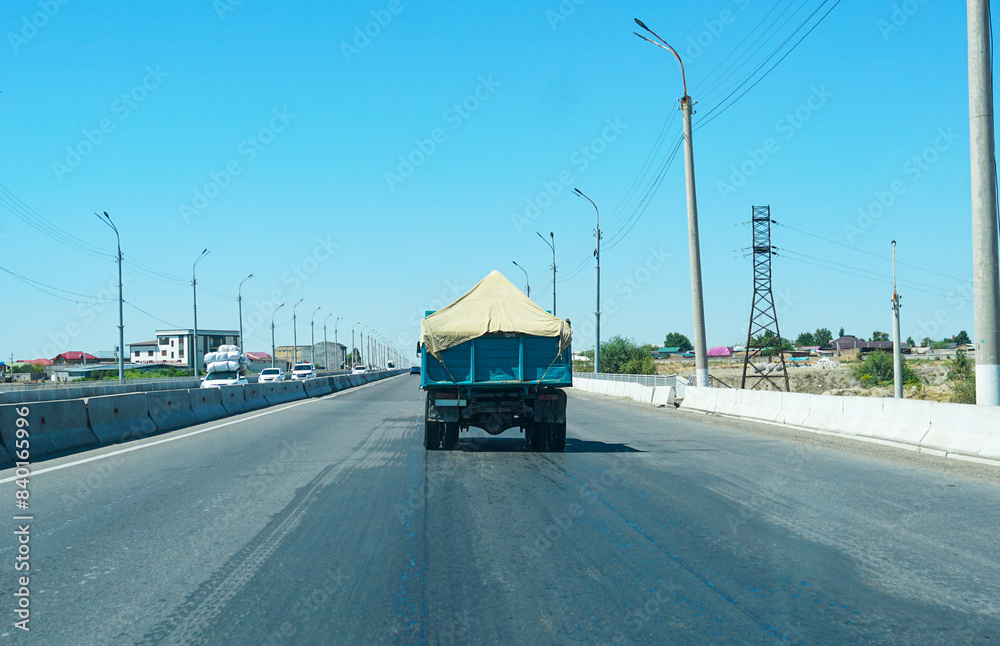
[655,358,958,401]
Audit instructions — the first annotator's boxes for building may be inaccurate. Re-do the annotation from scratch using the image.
[829,335,895,355]
[129,341,159,364]
[274,343,347,369]
[275,345,310,365]
[52,351,99,365]
[131,329,240,372]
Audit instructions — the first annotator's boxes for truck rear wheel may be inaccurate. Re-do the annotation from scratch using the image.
[442,422,460,450]
[527,423,546,451]
[424,420,441,450]
[547,422,566,452]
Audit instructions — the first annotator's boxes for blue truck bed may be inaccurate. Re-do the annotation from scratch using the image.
[421,334,572,389]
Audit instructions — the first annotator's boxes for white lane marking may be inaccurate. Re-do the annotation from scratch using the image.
[0,375,406,483]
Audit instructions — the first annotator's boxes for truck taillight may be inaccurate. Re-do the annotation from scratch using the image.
[538,394,559,400]
[436,392,458,399]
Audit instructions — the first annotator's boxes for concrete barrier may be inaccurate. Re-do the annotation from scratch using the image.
[679,386,718,414]
[778,391,811,427]
[839,397,885,439]
[189,388,228,424]
[85,393,156,444]
[243,384,269,410]
[262,381,306,406]
[981,408,1000,460]
[330,376,348,392]
[875,398,932,445]
[0,399,99,459]
[147,390,197,433]
[920,402,991,457]
[802,394,844,432]
[651,386,675,407]
[219,385,251,416]
[303,377,333,398]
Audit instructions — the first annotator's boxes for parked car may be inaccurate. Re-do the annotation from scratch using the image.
[409,366,420,375]
[259,367,285,383]
[291,362,317,380]
[200,371,248,388]
[351,364,367,375]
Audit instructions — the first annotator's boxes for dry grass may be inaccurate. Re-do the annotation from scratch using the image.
[655,358,959,401]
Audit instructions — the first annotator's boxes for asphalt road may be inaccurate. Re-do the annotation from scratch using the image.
[0,375,997,644]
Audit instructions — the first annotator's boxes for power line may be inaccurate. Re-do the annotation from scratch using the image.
[0,263,115,304]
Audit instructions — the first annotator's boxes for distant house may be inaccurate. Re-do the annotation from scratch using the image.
[707,346,733,358]
[51,351,99,365]
[17,358,53,366]
[651,347,681,359]
[829,335,895,355]
[129,341,159,364]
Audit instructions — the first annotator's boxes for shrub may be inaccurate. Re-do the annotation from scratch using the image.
[947,350,976,404]
[851,350,919,388]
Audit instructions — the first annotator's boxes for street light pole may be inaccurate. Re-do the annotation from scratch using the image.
[270,303,285,368]
[512,260,530,298]
[323,313,333,370]
[192,249,210,377]
[95,211,125,382]
[310,306,321,365]
[536,231,557,315]
[574,189,601,374]
[352,321,360,368]
[292,299,304,365]
[335,317,343,369]
[238,273,254,353]
[635,18,709,388]
[891,241,904,399]
[968,0,1000,405]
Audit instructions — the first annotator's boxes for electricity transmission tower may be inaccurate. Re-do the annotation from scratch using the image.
[741,206,790,391]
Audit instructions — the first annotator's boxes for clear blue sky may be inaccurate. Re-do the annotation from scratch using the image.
[0,0,983,361]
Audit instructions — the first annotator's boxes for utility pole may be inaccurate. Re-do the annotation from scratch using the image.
[323,313,333,370]
[95,211,124,382]
[335,317,343,369]
[512,260,530,298]
[292,299,304,365]
[968,0,1000,405]
[192,249,210,377]
[238,274,254,353]
[891,241,903,398]
[574,189,601,373]
[635,19,709,388]
[310,306,321,365]
[537,231,556,314]
[270,303,285,368]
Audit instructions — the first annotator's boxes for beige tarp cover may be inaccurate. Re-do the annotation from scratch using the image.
[420,270,572,357]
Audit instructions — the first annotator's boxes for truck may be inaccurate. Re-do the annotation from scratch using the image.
[418,270,572,452]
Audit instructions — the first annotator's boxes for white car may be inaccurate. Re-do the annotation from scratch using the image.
[200,371,248,388]
[351,365,367,375]
[259,367,285,383]
[291,363,317,380]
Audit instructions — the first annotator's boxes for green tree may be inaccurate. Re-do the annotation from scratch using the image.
[796,331,815,347]
[947,350,976,404]
[662,332,692,352]
[11,363,46,374]
[838,327,845,337]
[600,336,656,374]
[851,350,919,388]
[905,336,915,347]
[921,337,933,347]
[870,331,889,342]
[813,328,834,348]
[954,330,971,345]
[750,331,793,357]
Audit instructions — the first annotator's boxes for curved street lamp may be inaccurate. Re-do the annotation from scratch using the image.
[634,18,708,387]
[238,273,254,353]
[310,306,322,365]
[192,249,210,377]
[536,231,556,315]
[292,298,304,364]
[574,189,600,374]
[95,211,124,382]
[270,302,285,368]
[512,260,530,298]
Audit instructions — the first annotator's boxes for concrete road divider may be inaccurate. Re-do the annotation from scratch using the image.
[219,385,251,415]
[920,402,991,457]
[243,384,269,410]
[85,393,156,444]
[874,398,932,445]
[802,394,844,432]
[0,399,99,459]
[147,390,198,433]
[330,376,348,392]
[189,389,228,424]
[304,377,333,398]
[262,381,306,406]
